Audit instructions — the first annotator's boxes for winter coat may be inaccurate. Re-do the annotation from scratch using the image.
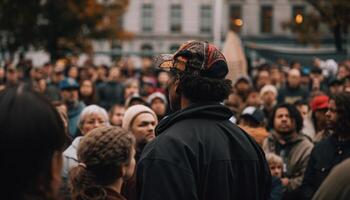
[263,132,313,192]
[67,102,85,138]
[301,134,350,199]
[137,103,271,200]
[62,136,82,179]
[312,158,350,200]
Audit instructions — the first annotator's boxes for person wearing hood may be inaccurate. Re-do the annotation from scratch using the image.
[137,41,271,200]
[263,103,313,199]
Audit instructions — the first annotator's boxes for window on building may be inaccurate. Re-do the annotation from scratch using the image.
[229,5,243,33]
[200,5,212,34]
[260,6,273,33]
[169,44,180,53]
[111,44,122,61]
[141,44,153,57]
[292,5,304,31]
[170,5,182,33]
[142,4,153,32]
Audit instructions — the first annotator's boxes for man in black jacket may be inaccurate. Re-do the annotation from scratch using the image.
[136,41,271,200]
[301,93,350,199]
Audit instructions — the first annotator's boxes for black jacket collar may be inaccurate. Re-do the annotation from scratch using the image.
[155,102,233,134]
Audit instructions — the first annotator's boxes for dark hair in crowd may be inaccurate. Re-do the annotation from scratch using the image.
[330,93,350,134]
[177,71,232,103]
[269,103,303,133]
[0,85,66,200]
[69,126,135,200]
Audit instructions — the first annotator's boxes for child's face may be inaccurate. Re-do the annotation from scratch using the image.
[270,164,282,178]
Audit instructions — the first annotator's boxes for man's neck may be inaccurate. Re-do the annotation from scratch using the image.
[275,131,298,144]
[181,96,191,109]
[106,178,123,194]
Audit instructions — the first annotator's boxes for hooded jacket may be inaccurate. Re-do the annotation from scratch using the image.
[263,132,313,193]
[137,103,271,200]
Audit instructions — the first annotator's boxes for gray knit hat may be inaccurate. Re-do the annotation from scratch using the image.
[122,105,158,130]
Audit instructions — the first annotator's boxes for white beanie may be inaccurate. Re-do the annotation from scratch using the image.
[147,92,167,106]
[122,105,158,130]
[260,85,278,97]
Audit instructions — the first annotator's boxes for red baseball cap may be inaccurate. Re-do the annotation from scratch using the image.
[310,95,329,112]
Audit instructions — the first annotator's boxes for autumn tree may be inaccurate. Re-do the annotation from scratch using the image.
[283,0,349,52]
[0,0,129,60]
[305,0,349,52]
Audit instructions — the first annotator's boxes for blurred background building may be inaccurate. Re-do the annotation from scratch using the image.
[115,0,346,66]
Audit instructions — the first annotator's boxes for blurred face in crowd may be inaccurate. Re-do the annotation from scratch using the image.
[296,104,309,119]
[291,62,301,70]
[337,65,349,79]
[80,80,93,97]
[270,68,282,85]
[246,91,261,107]
[235,80,251,97]
[261,91,276,107]
[131,113,157,144]
[256,70,270,90]
[329,84,343,95]
[36,78,47,94]
[108,67,121,81]
[80,113,108,135]
[158,71,170,88]
[141,57,153,71]
[42,63,52,77]
[52,71,64,83]
[61,88,79,105]
[325,100,338,130]
[344,79,350,92]
[224,93,243,114]
[151,98,167,117]
[97,66,107,80]
[314,108,328,129]
[110,106,125,126]
[68,66,79,80]
[287,69,301,88]
[124,80,140,99]
[269,163,283,178]
[274,107,295,135]
[6,69,18,84]
[310,72,324,83]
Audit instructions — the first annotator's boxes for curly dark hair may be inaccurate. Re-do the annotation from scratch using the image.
[177,71,232,103]
[330,93,350,135]
[69,126,135,200]
[269,103,303,133]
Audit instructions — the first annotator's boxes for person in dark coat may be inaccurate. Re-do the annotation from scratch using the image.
[137,40,271,200]
[312,158,350,200]
[301,93,350,199]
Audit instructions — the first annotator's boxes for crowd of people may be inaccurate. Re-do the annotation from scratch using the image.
[1,40,350,200]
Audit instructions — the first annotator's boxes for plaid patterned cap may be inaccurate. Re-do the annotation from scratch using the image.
[154,40,228,79]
